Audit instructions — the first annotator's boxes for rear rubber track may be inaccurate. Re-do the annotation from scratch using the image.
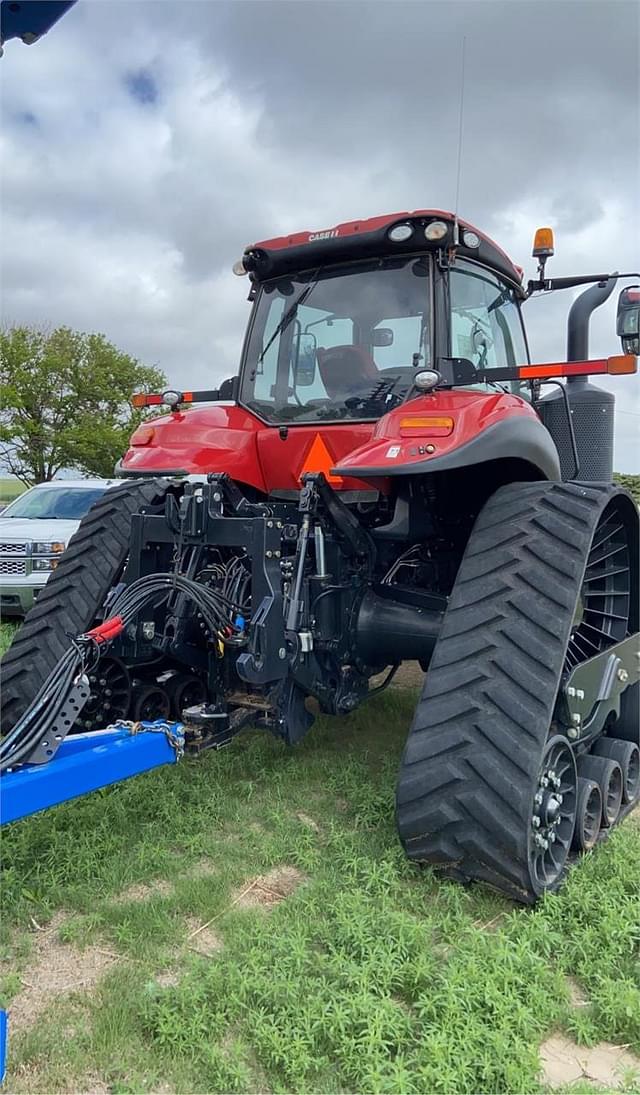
[396,480,638,903]
[0,478,173,732]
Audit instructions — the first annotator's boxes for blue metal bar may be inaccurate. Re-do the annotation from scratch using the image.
[0,1009,6,1086]
[0,722,184,826]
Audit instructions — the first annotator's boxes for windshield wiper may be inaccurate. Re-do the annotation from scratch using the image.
[257,276,318,366]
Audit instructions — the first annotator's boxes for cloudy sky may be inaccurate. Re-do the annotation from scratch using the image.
[1,0,638,469]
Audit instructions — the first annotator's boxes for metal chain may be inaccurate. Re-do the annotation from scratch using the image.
[105,718,185,760]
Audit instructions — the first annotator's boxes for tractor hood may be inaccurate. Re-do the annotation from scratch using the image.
[118,389,561,491]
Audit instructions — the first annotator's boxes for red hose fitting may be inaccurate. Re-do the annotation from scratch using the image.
[85,616,125,644]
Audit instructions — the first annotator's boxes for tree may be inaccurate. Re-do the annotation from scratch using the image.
[0,325,166,484]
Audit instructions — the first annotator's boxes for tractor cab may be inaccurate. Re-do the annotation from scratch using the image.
[120,209,636,491]
[237,210,530,426]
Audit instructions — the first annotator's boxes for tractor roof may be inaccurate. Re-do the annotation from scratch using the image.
[244,209,525,290]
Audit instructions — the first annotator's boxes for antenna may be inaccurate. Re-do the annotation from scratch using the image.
[453,36,467,247]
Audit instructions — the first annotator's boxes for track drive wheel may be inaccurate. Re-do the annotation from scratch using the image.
[0,478,174,732]
[396,481,639,903]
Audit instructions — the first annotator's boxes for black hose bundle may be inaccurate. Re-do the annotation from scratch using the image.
[0,641,95,773]
[0,571,251,773]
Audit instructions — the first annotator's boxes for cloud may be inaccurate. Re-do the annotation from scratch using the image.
[0,0,638,470]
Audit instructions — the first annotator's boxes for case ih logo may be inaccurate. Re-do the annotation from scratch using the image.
[308,229,339,242]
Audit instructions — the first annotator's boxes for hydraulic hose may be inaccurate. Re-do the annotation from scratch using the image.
[0,571,252,772]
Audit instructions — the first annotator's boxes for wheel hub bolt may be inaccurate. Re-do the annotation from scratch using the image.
[534,791,543,805]
[549,832,556,843]
[617,667,629,683]
[556,793,563,804]
[532,816,541,829]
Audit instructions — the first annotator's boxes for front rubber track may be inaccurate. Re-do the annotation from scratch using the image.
[0,478,173,733]
[396,480,639,904]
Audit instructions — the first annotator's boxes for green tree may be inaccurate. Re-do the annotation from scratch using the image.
[613,472,640,505]
[0,325,166,484]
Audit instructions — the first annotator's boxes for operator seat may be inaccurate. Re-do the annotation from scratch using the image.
[316,345,379,399]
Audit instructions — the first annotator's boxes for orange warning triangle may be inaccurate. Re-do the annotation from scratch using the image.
[298,434,344,486]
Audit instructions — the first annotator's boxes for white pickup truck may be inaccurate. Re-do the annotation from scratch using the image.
[0,479,117,616]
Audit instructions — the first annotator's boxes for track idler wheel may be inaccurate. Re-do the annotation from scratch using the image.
[131,684,171,723]
[528,737,577,891]
[572,777,602,852]
[577,755,623,827]
[592,738,640,804]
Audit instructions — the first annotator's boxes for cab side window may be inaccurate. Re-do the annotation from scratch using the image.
[450,260,528,371]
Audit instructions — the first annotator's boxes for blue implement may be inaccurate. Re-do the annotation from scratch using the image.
[0,1009,6,1086]
[0,721,185,826]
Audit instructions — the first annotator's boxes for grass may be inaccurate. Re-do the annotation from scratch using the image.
[0,478,25,505]
[0,612,639,1094]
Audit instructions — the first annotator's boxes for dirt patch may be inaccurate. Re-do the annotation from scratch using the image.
[185,857,217,879]
[114,878,174,904]
[296,811,320,833]
[388,661,424,690]
[6,912,119,1035]
[74,1072,111,1094]
[185,917,224,957]
[566,976,589,1008]
[153,968,182,988]
[233,866,307,910]
[540,1034,640,1088]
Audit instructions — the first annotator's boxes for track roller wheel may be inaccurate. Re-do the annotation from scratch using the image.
[592,738,639,805]
[572,778,602,852]
[165,673,208,719]
[131,685,171,723]
[577,755,623,827]
[396,480,639,903]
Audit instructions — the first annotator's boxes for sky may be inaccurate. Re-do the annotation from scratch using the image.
[1,0,638,470]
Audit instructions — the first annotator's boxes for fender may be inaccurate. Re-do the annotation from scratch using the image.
[117,403,268,492]
[333,389,561,482]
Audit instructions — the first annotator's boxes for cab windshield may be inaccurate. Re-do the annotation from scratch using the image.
[240,257,431,422]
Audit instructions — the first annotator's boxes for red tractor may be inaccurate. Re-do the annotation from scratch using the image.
[2,209,639,902]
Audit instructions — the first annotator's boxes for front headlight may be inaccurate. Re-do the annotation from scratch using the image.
[33,541,66,555]
[33,558,59,572]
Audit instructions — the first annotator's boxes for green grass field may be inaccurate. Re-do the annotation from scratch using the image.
[0,479,25,506]
[0,618,638,1094]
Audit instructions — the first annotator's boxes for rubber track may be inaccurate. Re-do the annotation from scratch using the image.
[396,481,636,904]
[0,479,172,732]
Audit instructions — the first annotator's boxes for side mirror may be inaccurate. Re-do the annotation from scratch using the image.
[372,327,394,348]
[617,286,640,355]
[291,332,317,386]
